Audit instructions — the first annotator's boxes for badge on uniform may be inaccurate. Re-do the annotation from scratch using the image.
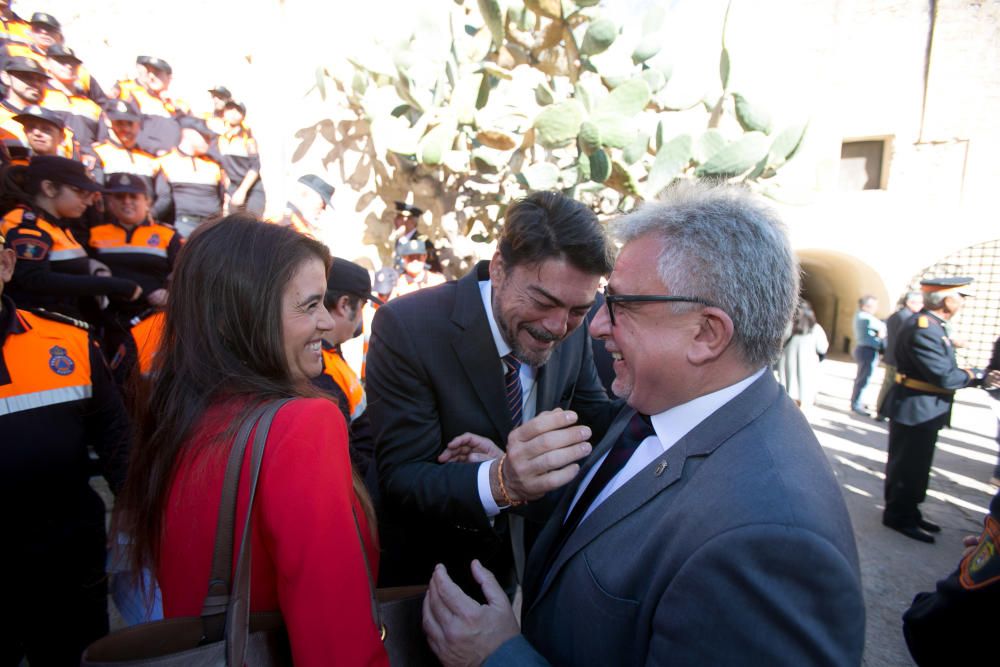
[48,346,75,375]
[12,236,50,261]
[147,233,160,247]
[959,515,1000,590]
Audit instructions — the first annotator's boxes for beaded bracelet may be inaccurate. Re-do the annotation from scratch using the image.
[498,453,526,507]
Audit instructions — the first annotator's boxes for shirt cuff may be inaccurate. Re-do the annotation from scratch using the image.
[478,459,504,517]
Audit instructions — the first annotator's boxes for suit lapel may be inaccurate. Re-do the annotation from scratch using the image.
[450,261,511,440]
[526,372,780,609]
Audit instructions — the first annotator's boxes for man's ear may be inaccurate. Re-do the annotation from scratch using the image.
[489,250,505,284]
[0,247,15,283]
[687,307,735,365]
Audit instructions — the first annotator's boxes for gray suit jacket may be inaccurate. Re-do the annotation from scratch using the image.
[486,372,865,666]
[366,261,617,592]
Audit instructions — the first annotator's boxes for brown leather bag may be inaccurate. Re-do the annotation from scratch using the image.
[82,399,293,666]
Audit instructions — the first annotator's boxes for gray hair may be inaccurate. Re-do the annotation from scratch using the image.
[858,295,877,309]
[611,180,800,368]
[923,291,948,309]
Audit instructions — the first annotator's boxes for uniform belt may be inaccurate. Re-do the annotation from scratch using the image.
[894,373,954,396]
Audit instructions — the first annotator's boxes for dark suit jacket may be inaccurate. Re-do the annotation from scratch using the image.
[486,372,865,666]
[366,261,616,591]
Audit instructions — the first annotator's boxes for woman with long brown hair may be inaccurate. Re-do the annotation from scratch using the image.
[114,215,388,665]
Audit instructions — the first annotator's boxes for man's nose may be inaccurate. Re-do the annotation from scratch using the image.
[589,302,611,340]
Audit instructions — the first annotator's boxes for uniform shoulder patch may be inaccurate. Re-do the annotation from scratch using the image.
[11,234,50,261]
[960,515,1000,590]
[27,308,91,331]
[917,315,929,328]
[48,345,76,375]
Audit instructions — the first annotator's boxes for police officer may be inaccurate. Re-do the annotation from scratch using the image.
[0,227,130,665]
[113,56,180,156]
[217,99,264,216]
[90,99,161,197]
[12,103,79,158]
[903,487,1000,665]
[89,172,179,384]
[274,173,334,236]
[203,84,231,134]
[313,257,381,484]
[42,44,103,146]
[882,277,987,542]
[389,199,440,272]
[391,237,445,298]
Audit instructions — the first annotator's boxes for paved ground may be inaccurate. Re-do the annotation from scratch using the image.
[90,356,997,666]
[808,356,998,667]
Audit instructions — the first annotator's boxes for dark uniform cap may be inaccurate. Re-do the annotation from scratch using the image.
[394,201,423,217]
[298,174,335,205]
[47,44,82,63]
[13,104,65,129]
[373,267,399,295]
[920,277,974,297]
[399,238,427,256]
[144,57,172,75]
[27,155,101,192]
[177,115,216,142]
[106,99,141,122]
[5,56,46,75]
[224,99,246,115]
[136,55,152,66]
[30,12,61,30]
[104,172,149,195]
[327,258,383,306]
[208,86,232,99]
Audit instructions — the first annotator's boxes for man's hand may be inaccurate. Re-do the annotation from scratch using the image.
[423,560,520,667]
[231,188,248,208]
[491,409,592,505]
[439,433,503,464]
[984,369,1000,390]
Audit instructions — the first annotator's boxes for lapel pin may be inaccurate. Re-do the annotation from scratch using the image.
[654,460,668,477]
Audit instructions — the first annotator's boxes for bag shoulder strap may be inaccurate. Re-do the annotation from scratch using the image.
[225,397,292,666]
[352,508,384,638]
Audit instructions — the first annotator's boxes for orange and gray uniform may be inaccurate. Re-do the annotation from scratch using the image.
[0,15,31,44]
[0,296,129,662]
[217,124,264,212]
[42,87,102,147]
[0,100,80,160]
[87,219,179,319]
[1,206,138,319]
[89,139,160,197]
[312,341,375,478]
[112,80,180,155]
[153,148,225,223]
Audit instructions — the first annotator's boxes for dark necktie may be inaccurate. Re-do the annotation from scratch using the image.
[542,411,655,576]
[503,354,523,428]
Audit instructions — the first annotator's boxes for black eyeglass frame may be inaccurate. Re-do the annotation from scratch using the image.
[602,287,714,326]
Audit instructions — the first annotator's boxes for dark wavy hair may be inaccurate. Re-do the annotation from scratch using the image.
[498,191,613,276]
[115,216,373,582]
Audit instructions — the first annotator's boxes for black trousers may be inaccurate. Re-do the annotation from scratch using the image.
[884,421,939,526]
[0,498,109,667]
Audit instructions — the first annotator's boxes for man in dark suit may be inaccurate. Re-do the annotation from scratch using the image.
[423,182,865,666]
[366,191,617,595]
[882,277,987,543]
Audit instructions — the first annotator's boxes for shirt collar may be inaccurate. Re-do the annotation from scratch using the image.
[649,367,767,452]
[479,278,511,360]
[1,295,28,343]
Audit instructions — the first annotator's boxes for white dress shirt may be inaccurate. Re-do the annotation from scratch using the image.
[476,279,538,517]
[564,367,767,525]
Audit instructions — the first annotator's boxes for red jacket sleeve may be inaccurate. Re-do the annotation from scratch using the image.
[258,399,388,667]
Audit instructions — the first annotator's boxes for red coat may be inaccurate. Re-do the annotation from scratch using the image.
[158,398,388,666]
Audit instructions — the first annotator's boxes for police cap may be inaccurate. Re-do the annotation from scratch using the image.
[144,57,172,75]
[327,258,383,306]
[27,155,101,192]
[13,105,65,130]
[106,99,141,122]
[136,55,152,66]
[47,44,82,63]
[394,201,423,217]
[208,86,232,99]
[920,277,974,297]
[224,99,246,116]
[177,115,216,142]
[4,56,46,76]
[30,12,61,30]
[398,238,427,256]
[373,267,399,295]
[298,174,335,206]
[104,172,149,196]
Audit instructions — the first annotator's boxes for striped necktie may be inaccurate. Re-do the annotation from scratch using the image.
[503,354,523,428]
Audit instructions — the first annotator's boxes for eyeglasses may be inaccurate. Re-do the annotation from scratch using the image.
[603,286,713,326]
